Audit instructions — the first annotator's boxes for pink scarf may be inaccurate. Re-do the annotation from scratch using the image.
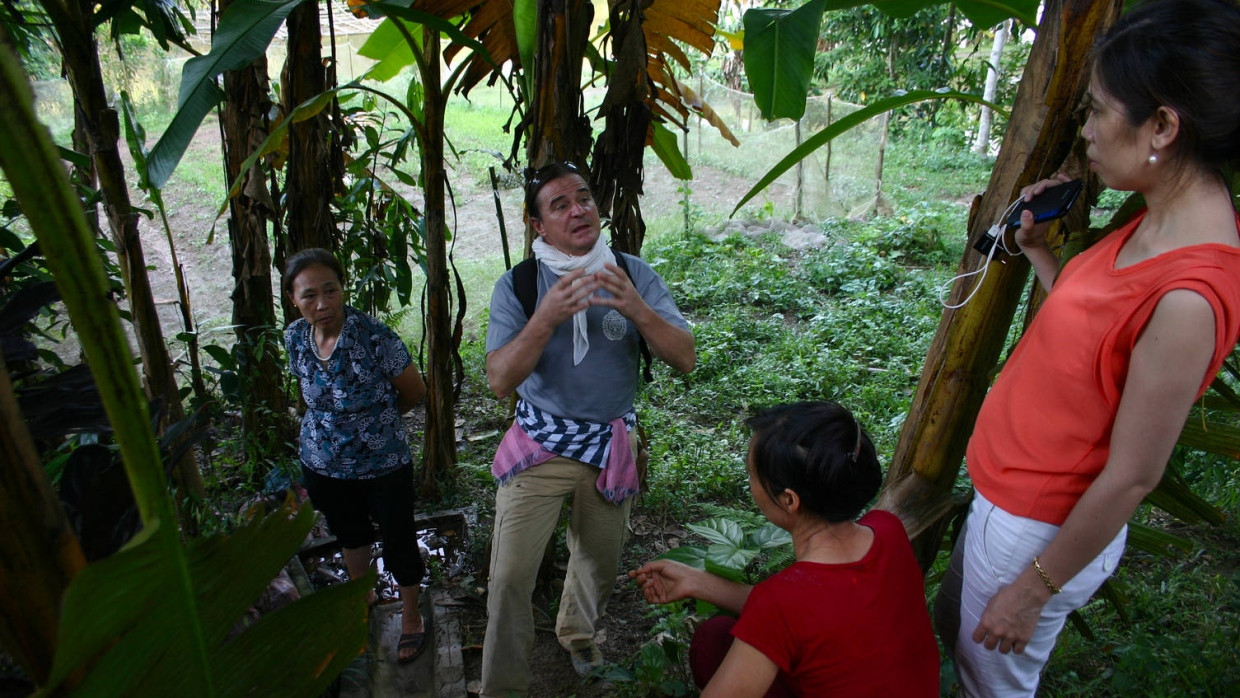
[491,419,639,503]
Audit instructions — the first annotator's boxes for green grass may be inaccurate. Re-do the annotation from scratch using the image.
[164,115,228,204]
[443,90,523,185]
[633,215,957,520]
[1040,511,1240,696]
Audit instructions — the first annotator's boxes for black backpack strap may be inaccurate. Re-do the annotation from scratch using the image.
[610,249,655,383]
[512,257,539,319]
[511,251,654,382]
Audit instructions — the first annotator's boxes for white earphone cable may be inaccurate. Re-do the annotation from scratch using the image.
[938,197,1027,309]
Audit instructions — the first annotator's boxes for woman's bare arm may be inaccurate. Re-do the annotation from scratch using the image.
[391,364,427,414]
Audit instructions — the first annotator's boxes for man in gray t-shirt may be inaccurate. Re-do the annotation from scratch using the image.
[480,162,695,697]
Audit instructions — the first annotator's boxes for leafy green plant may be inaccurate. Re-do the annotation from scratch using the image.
[801,238,900,294]
[0,39,370,695]
[652,232,821,317]
[659,510,792,584]
[335,93,428,316]
[851,201,954,266]
[604,632,693,698]
[1038,518,1240,696]
[603,506,793,696]
[886,141,994,205]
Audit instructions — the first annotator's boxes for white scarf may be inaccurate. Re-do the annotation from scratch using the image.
[532,235,616,365]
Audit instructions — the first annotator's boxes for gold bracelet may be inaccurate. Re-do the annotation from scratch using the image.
[1032,556,1062,595]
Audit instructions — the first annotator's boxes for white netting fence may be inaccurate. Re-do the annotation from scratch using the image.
[684,76,884,220]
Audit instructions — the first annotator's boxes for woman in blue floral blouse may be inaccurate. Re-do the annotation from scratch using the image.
[283,248,429,664]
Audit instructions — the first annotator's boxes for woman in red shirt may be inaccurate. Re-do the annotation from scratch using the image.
[631,401,939,697]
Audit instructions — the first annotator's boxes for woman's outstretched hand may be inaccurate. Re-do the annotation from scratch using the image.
[629,559,698,605]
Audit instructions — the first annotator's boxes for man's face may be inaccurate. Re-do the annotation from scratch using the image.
[531,173,601,256]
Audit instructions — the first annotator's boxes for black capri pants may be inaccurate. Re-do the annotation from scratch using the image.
[301,462,425,588]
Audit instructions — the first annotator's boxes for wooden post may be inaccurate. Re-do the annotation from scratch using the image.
[491,166,512,270]
[697,74,703,156]
[872,110,889,218]
[795,119,804,219]
[824,95,833,190]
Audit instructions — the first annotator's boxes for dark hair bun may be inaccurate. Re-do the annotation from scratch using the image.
[746,401,882,523]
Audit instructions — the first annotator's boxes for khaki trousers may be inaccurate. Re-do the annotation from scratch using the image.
[479,435,636,698]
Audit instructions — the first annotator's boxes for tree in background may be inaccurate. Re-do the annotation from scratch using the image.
[281,0,340,261]
[219,0,288,483]
[816,5,964,132]
[37,0,205,507]
[974,19,1011,154]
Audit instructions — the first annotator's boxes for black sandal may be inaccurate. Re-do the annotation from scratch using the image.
[397,631,426,664]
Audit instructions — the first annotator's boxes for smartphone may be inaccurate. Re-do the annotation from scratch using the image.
[1006,179,1084,229]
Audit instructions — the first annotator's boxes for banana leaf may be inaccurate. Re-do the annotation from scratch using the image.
[731,89,1007,216]
[1144,461,1225,527]
[742,0,825,121]
[1177,416,1240,461]
[513,0,536,99]
[741,1,1039,123]
[874,1,1037,28]
[1126,520,1196,558]
[358,15,425,82]
[147,0,302,188]
[650,120,692,181]
[0,32,370,696]
[39,500,370,696]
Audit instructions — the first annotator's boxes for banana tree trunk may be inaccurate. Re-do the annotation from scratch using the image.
[524,0,595,252]
[0,360,86,685]
[282,0,337,263]
[589,0,651,255]
[877,0,1124,570]
[71,109,100,236]
[44,0,204,503]
[419,26,460,498]
[221,3,288,484]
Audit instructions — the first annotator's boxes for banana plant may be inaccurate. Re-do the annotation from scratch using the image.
[119,91,210,407]
[352,0,736,219]
[0,29,370,697]
[743,0,1037,122]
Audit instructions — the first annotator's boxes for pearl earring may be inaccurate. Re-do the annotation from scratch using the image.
[1148,154,1158,164]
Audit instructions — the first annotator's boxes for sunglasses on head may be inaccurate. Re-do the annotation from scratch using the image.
[524,161,587,213]
[525,161,582,189]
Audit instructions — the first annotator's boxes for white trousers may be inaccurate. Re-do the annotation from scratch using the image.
[954,492,1126,698]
